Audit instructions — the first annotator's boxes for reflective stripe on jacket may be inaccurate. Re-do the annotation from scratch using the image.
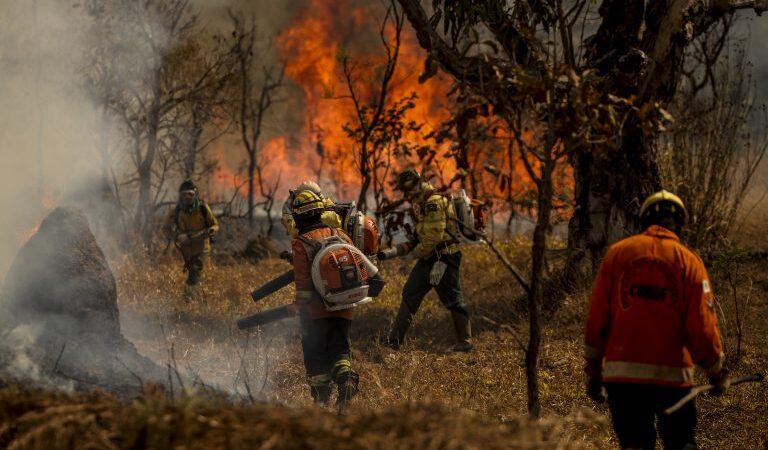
[584,225,724,387]
[292,226,354,320]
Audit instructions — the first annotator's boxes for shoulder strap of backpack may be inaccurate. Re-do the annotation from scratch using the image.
[199,200,212,228]
[175,200,211,231]
[298,228,345,260]
[297,234,324,261]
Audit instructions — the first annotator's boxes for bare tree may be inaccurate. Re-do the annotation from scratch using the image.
[506,102,570,418]
[229,13,284,233]
[661,31,768,252]
[342,2,405,213]
[84,0,236,250]
[396,0,768,278]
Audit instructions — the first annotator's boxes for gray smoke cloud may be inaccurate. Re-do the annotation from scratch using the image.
[0,1,106,277]
[738,12,768,107]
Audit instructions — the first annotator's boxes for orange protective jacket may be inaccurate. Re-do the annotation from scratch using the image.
[584,225,724,387]
[292,225,354,321]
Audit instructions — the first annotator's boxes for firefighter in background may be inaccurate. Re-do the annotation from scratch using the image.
[162,180,219,299]
[290,189,360,406]
[281,180,342,238]
[584,190,728,450]
[378,169,472,352]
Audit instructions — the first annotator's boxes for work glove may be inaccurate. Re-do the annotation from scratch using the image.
[708,367,731,396]
[377,248,398,261]
[429,260,448,286]
[177,233,190,244]
[586,376,606,404]
[279,250,294,263]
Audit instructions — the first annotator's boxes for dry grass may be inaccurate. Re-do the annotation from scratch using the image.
[0,383,611,450]
[0,240,766,449]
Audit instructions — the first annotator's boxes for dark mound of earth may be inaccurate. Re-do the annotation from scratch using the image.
[0,207,165,397]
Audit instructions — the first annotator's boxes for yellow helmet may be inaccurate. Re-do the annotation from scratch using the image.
[295,180,323,197]
[292,190,325,216]
[640,190,688,224]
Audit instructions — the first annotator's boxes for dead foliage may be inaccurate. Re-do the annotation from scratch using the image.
[0,383,615,450]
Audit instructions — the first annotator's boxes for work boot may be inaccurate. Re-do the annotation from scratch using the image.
[450,310,473,352]
[385,303,414,350]
[310,385,332,405]
[335,370,359,406]
[309,374,332,405]
[182,283,198,302]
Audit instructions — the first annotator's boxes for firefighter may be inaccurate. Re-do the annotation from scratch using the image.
[162,180,219,300]
[584,190,729,450]
[378,169,472,352]
[290,189,360,406]
[281,180,342,238]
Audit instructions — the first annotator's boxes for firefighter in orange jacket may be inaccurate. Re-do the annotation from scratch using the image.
[290,189,360,406]
[584,190,729,450]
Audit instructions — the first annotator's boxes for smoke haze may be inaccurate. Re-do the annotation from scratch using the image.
[0,1,104,276]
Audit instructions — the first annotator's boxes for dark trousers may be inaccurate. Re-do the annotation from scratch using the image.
[184,254,205,285]
[605,382,697,450]
[402,252,468,316]
[299,315,352,378]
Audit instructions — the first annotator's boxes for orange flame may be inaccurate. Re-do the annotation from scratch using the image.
[212,0,571,216]
[17,189,58,247]
[272,0,455,198]
[209,145,243,202]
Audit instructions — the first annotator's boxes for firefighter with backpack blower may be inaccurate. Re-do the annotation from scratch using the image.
[378,169,477,352]
[162,180,219,300]
[288,189,385,406]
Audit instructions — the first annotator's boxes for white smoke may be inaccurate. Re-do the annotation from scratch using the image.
[0,0,177,388]
[3,322,74,391]
[0,1,126,276]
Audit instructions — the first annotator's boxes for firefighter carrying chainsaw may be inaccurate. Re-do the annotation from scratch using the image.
[283,189,385,406]
[378,169,482,352]
[162,180,219,300]
[585,190,729,450]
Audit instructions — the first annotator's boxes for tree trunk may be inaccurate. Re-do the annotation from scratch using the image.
[358,141,371,212]
[136,161,153,248]
[248,151,256,229]
[265,198,275,236]
[137,115,158,251]
[184,120,203,178]
[137,68,163,251]
[526,155,555,419]
[566,122,662,276]
[566,0,667,274]
[455,109,475,195]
